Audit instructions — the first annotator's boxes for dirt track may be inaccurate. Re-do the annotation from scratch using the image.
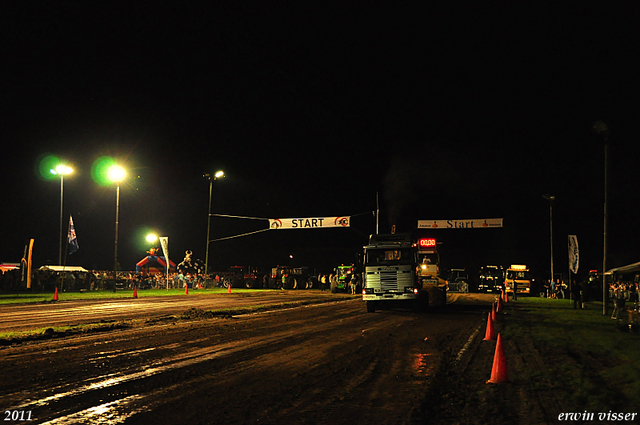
[0,291,352,333]
[0,292,500,424]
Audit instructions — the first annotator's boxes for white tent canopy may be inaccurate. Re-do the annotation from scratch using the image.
[604,261,640,276]
[38,266,90,273]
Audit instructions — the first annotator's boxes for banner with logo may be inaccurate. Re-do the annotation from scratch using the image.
[68,215,79,254]
[568,235,579,274]
[417,218,503,229]
[269,216,350,229]
[159,237,170,264]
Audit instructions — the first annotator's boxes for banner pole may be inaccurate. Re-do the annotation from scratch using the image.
[26,239,34,289]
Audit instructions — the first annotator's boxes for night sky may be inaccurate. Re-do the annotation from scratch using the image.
[2,2,640,281]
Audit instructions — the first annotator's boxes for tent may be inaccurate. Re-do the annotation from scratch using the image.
[605,261,640,276]
[136,255,176,273]
[38,266,89,272]
[0,263,20,273]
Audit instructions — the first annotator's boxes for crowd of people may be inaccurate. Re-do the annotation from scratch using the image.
[609,280,639,303]
[0,268,228,292]
[609,280,639,321]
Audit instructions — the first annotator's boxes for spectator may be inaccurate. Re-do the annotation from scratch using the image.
[611,282,626,320]
[571,281,581,309]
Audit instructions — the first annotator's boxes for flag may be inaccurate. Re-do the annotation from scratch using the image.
[159,237,169,265]
[568,235,579,274]
[68,216,79,255]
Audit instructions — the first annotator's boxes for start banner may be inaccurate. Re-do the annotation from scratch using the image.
[417,218,503,229]
[269,216,350,229]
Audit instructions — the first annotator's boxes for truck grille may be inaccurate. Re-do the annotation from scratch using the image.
[379,271,398,291]
[366,269,413,291]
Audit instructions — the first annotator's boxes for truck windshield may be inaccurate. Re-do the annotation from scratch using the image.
[481,269,502,279]
[507,271,531,280]
[365,248,415,266]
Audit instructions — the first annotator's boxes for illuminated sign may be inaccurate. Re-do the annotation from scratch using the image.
[418,238,436,248]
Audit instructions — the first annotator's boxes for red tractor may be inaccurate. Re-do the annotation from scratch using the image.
[221,266,265,289]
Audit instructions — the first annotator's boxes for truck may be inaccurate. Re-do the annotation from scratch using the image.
[362,233,435,313]
[504,264,532,295]
[477,265,504,293]
[267,266,315,289]
[416,236,448,306]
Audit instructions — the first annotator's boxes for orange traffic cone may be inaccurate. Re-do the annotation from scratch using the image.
[133,285,138,298]
[491,302,497,322]
[53,287,59,301]
[496,296,503,314]
[503,289,508,303]
[483,312,495,341]
[185,284,189,295]
[227,282,232,294]
[487,333,509,384]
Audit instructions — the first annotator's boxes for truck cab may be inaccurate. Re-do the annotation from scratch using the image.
[478,265,504,293]
[504,264,532,295]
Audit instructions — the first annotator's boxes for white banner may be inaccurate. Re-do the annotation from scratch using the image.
[159,237,169,264]
[417,218,503,229]
[269,216,350,229]
[568,235,579,274]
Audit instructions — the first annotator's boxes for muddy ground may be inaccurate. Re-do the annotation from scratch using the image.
[0,293,565,424]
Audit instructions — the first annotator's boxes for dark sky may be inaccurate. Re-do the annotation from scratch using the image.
[2,2,640,280]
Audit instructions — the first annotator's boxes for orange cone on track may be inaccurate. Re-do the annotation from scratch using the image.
[228,283,231,294]
[491,302,497,322]
[133,285,138,298]
[503,289,508,303]
[185,285,189,295]
[53,287,59,301]
[487,333,509,384]
[483,312,495,341]
[496,296,503,314]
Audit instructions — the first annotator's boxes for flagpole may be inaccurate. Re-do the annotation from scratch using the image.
[62,218,69,292]
[26,239,34,290]
[376,192,379,235]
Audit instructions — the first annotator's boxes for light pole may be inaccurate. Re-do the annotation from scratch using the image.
[204,170,224,282]
[593,120,610,315]
[543,194,555,289]
[108,165,126,290]
[50,164,73,265]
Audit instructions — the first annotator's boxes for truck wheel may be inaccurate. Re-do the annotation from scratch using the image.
[244,278,256,289]
[366,301,376,313]
[413,292,429,313]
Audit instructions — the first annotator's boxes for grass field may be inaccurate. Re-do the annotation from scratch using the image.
[505,297,640,413]
[0,288,269,304]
